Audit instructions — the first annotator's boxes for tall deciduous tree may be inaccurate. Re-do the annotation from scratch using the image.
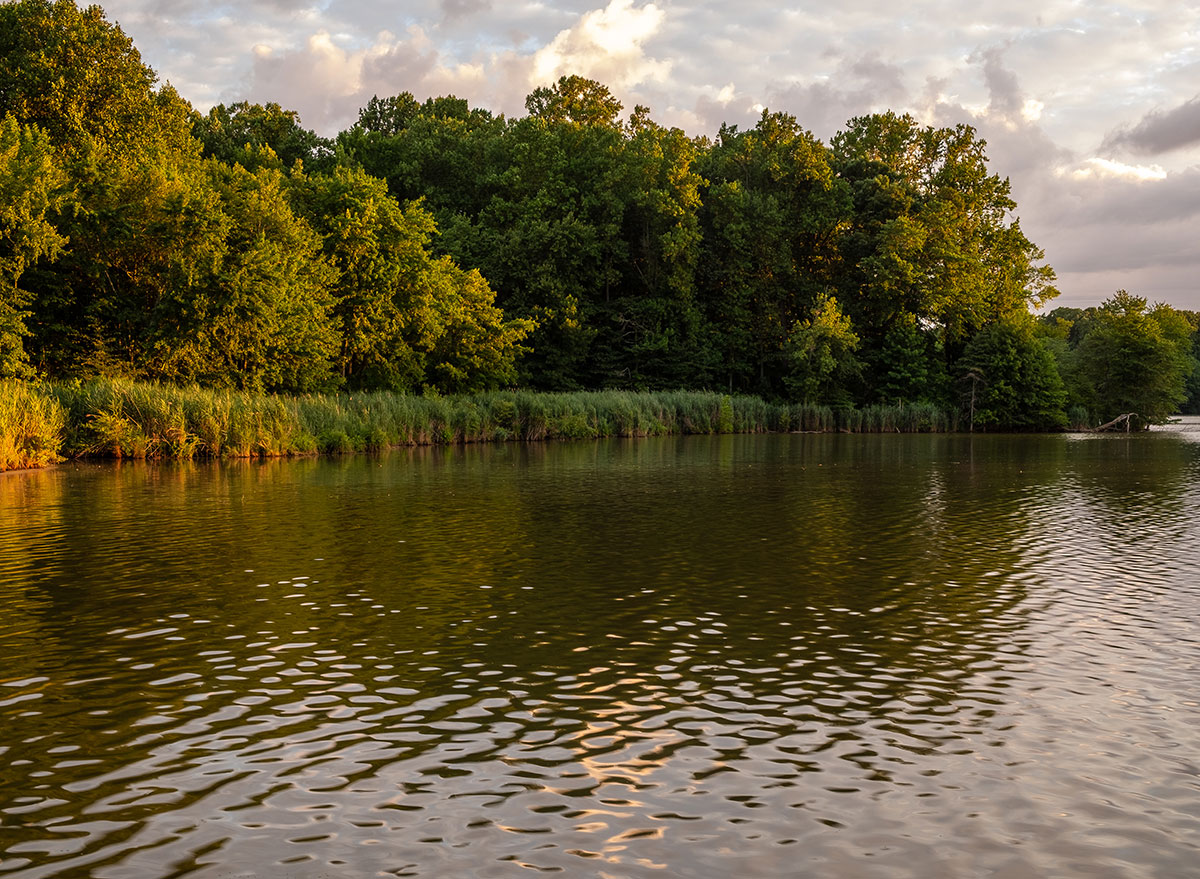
[0,0,195,160]
[525,75,624,128]
[150,161,339,393]
[290,165,531,392]
[1074,291,1194,427]
[697,111,847,395]
[783,294,861,405]
[0,116,66,376]
[831,112,1057,390]
[589,108,709,388]
[957,314,1066,430]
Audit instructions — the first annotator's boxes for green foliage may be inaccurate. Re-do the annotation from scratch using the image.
[0,115,66,376]
[0,0,194,159]
[4,378,971,470]
[957,314,1066,431]
[356,93,421,136]
[289,165,532,392]
[831,112,1056,370]
[192,101,327,170]
[525,75,623,127]
[870,316,947,406]
[697,112,847,396]
[52,378,304,458]
[155,161,339,393]
[783,294,860,404]
[7,3,1150,434]
[1072,291,1194,427]
[36,380,796,462]
[452,110,625,388]
[588,112,710,387]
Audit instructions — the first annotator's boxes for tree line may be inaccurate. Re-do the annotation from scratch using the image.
[2,0,1197,428]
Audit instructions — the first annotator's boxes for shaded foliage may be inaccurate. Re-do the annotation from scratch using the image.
[192,101,328,171]
[959,314,1066,431]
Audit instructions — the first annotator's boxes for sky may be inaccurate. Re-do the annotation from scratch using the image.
[99,0,1200,310]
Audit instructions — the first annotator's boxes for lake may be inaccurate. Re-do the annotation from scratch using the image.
[3,424,1200,878]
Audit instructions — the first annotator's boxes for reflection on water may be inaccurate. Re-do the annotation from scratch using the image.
[3,426,1200,877]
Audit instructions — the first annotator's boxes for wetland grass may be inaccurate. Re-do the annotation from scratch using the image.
[0,379,958,469]
[0,379,66,470]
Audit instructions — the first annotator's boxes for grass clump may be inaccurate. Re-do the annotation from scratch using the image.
[0,380,66,470]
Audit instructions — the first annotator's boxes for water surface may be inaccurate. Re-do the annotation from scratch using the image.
[3,426,1200,877]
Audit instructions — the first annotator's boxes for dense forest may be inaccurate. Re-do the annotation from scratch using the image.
[2,0,1198,431]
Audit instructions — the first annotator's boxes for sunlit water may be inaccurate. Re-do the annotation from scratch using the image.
[3,424,1200,878]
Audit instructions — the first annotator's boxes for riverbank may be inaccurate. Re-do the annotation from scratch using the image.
[0,378,959,471]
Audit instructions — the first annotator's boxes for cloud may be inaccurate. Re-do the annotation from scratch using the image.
[244,27,471,131]
[973,45,1022,119]
[747,53,909,140]
[1103,95,1200,155]
[1068,158,1167,182]
[530,0,671,90]
[906,49,1200,308]
[440,0,491,22]
[233,1,674,132]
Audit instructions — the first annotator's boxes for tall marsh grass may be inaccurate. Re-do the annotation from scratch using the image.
[0,380,66,470]
[0,379,961,469]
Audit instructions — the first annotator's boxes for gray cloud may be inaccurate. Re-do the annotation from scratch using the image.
[440,0,492,21]
[1104,96,1200,155]
[760,53,909,141]
[973,45,1022,119]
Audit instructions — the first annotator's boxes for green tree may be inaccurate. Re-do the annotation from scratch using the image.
[589,108,709,387]
[0,0,215,379]
[831,113,1057,392]
[356,93,421,136]
[525,75,623,127]
[342,94,506,220]
[0,0,195,160]
[0,116,66,376]
[149,161,339,393]
[957,314,1066,431]
[192,101,327,171]
[783,294,861,404]
[697,111,847,395]
[871,315,947,405]
[23,140,221,378]
[423,103,624,388]
[290,165,531,392]
[1074,291,1194,427]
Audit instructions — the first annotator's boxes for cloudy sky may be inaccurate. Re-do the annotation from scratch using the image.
[101,0,1200,310]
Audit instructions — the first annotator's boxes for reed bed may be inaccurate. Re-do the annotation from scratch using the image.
[0,379,66,470]
[0,379,961,469]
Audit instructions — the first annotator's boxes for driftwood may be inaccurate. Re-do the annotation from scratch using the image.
[1093,413,1136,432]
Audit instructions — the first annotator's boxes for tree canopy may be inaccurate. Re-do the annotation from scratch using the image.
[4,0,1192,430]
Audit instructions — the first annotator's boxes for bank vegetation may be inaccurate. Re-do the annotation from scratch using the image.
[3,1,1199,471]
[2,380,966,469]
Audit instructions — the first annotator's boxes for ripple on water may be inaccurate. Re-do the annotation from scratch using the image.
[3,435,1200,877]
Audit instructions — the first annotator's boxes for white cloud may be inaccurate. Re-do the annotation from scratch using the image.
[530,0,671,89]
[1068,158,1169,182]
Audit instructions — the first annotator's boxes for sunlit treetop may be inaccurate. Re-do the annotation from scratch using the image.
[0,0,193,157]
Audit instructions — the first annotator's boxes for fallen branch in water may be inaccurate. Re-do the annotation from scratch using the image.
[1094,413,1136,432]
